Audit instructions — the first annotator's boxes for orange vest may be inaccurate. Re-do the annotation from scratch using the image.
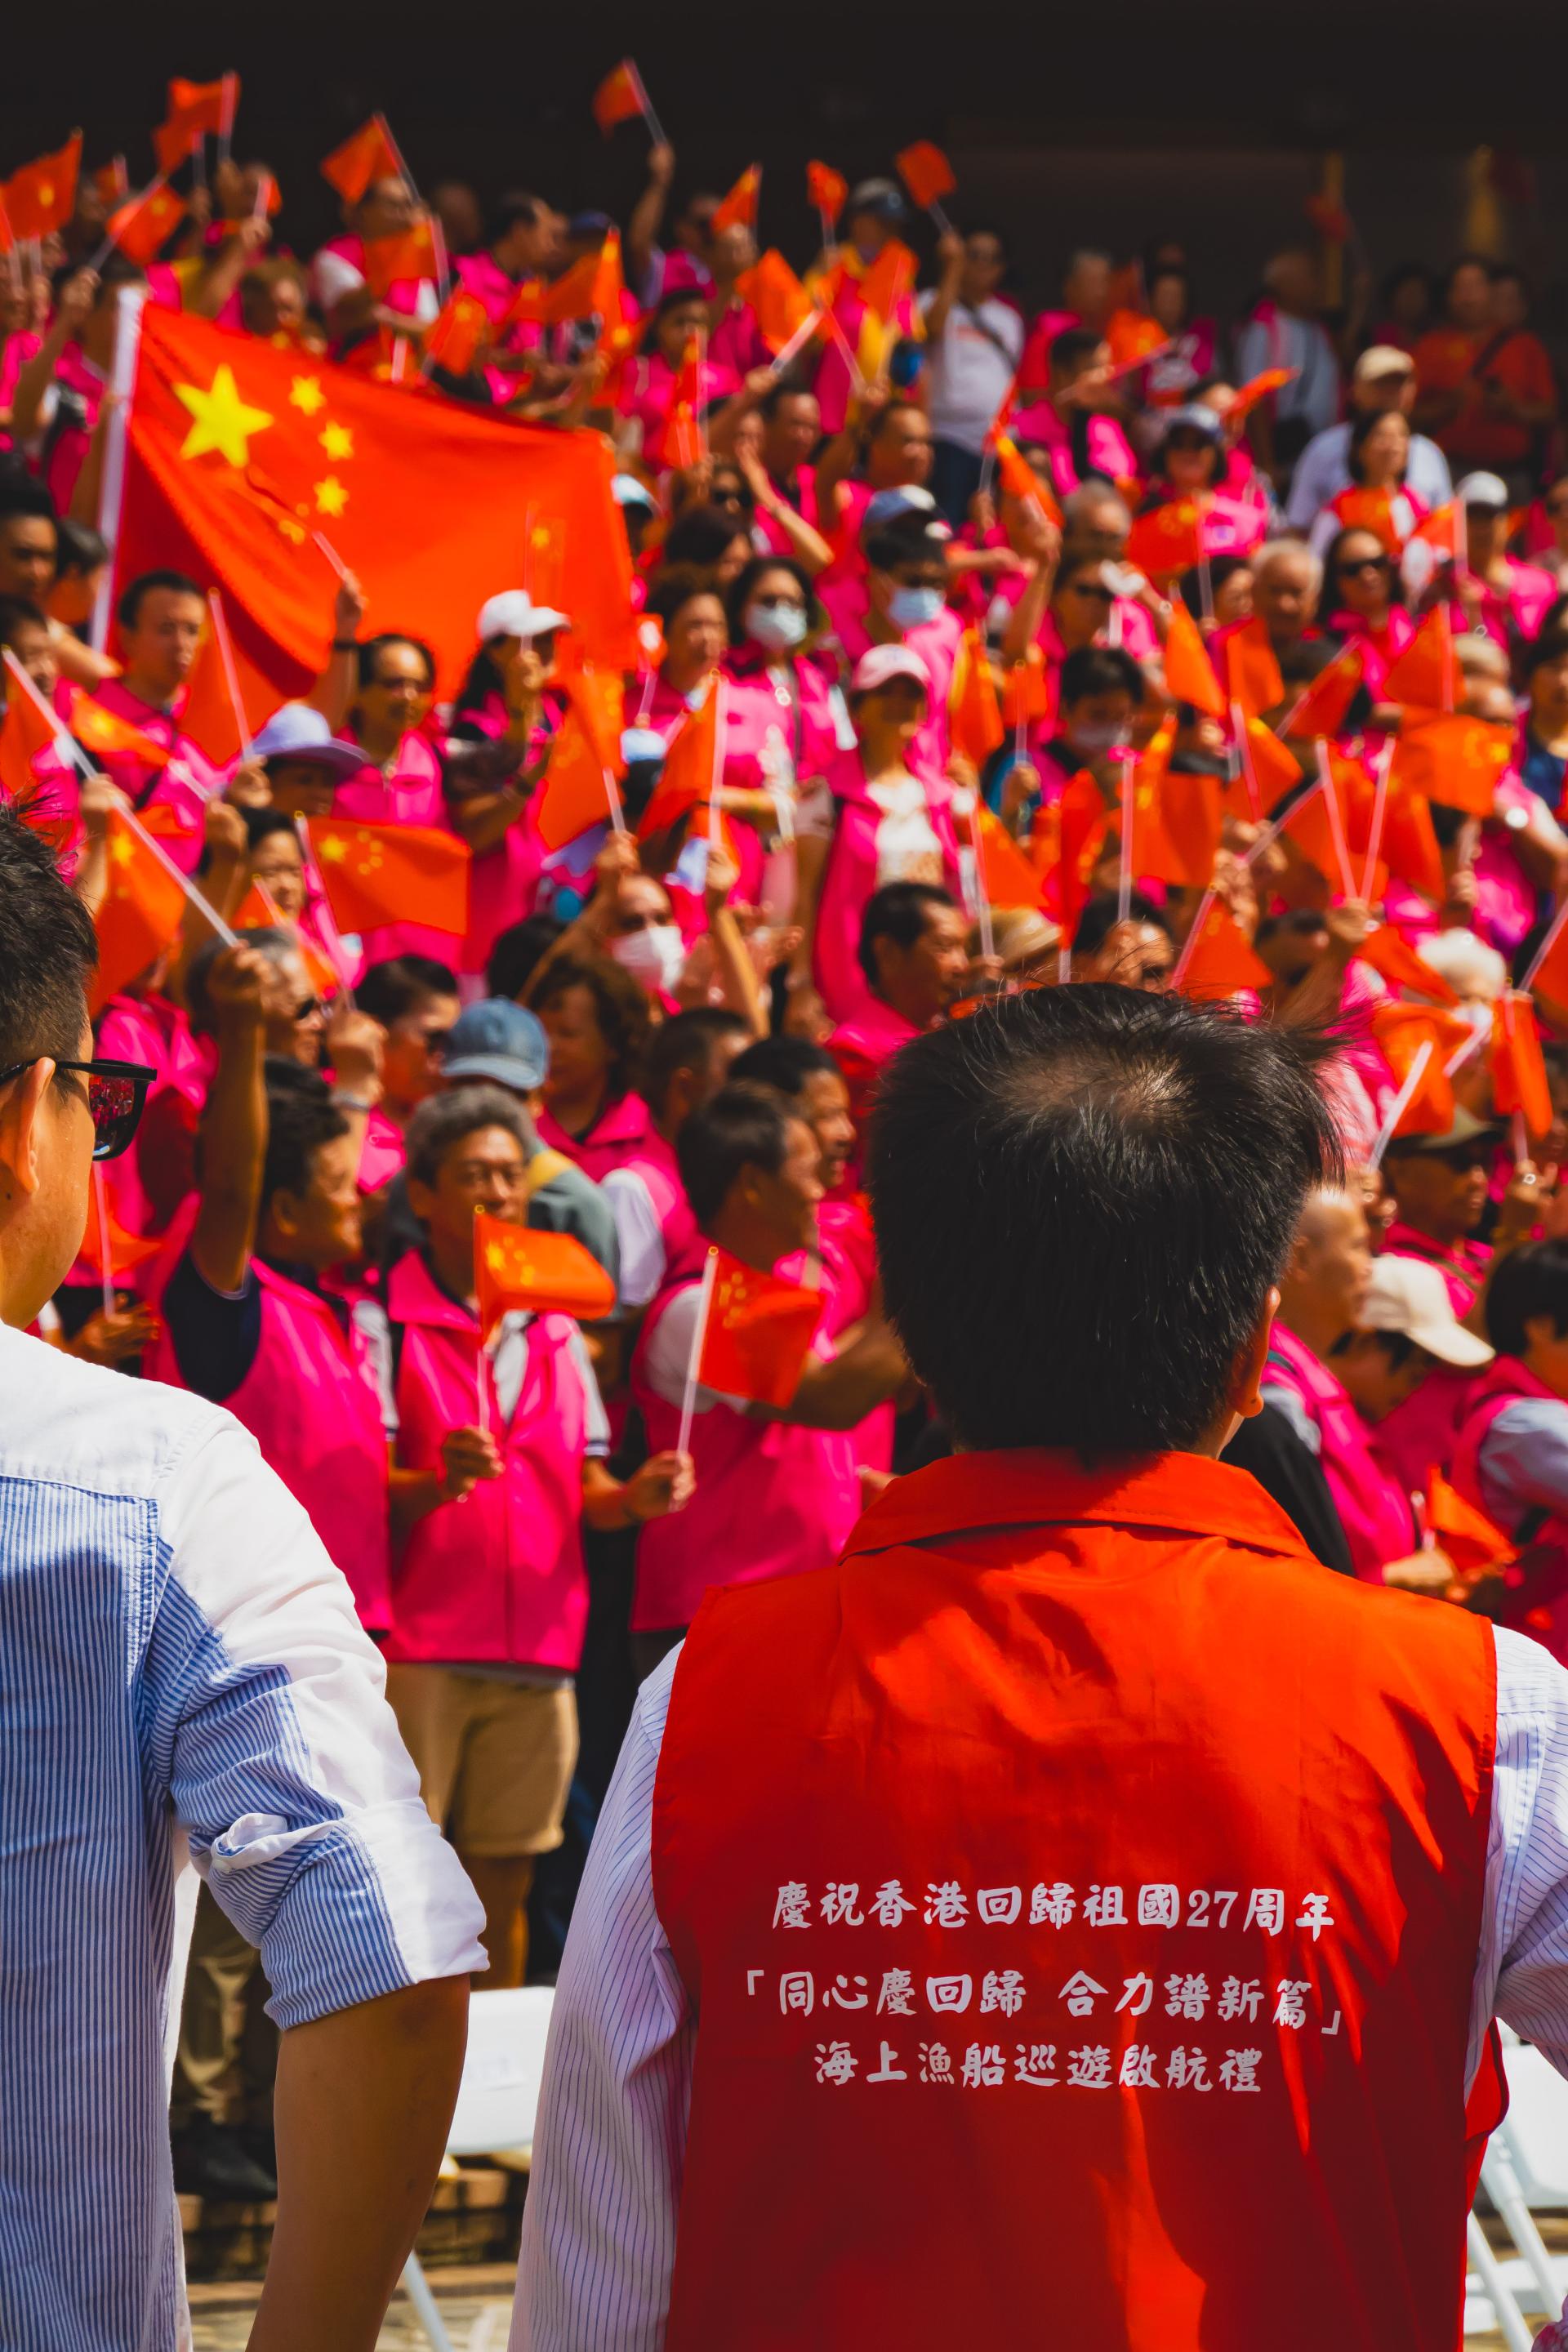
[651,1450,1496,2352]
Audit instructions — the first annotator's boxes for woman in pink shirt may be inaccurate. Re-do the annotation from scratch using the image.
[1136,267,1218,409]
[1308,410,1428,563]
[618,290,738,466]
[1449,472,1558,653]
[442,592,573,975]
[1320,527,1414,710]
[719,556,840,906]
[1137,405,1265,570]
[629,569,729,747]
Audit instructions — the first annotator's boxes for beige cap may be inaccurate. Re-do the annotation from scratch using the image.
[1353,345,1416,385]
[1363,1254,1494,1369]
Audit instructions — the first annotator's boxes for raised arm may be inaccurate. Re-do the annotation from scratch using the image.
[189,944,270,1294]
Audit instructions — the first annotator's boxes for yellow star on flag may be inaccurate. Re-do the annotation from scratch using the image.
[317,834,348,862]
[314,475,349,518]
[109,834,134,866]
[318,421,354,461]
[174,366,274,467]
[289,376,326,416]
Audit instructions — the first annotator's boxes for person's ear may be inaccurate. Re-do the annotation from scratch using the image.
[1228,1285,1279,1424]
[270,1186,305,1245]
[406,1177,437,1227]
[0,1059,57,1203]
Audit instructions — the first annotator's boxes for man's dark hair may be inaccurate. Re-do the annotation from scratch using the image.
[490,190,547,240]
[758,379,817,424]
[186,928,298,1037]
[676,1082,797,1227]
[642,1008,751,1118]
[525,954,652,1096]
[240,805,302,853]
[0,471,56,528]
[644,563,721,632]
[1059,646,1146,707]
[355,631,436,690]
[1073,890,1173,962]
[662,505,749,572]
[1050,325,1105,376]
[864,513,947,574]
[869,987,1339,1457]
[1524,629,1568,680]
[1486,1241,1568,1359]
[356,955,458,1027]
[0,799,97,1070]
[728,1035,840,1098]
[0,595,47,644]
[405,1082,531,1192]
[116,569,203,630]
[54,518,108,577]
[858,882,956,989]
[486,913,566,1001]
[260,1069,348,1216]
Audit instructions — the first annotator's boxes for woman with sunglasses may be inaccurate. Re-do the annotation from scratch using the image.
[1321,525,1414,721]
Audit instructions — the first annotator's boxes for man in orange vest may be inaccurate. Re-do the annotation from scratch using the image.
[513,985,1568,2352]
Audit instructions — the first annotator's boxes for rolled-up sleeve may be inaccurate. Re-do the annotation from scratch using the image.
[145,1417,484,2027]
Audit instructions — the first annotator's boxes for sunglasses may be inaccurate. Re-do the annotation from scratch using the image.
[292,996,324,1023]
[0,1055,155,1160]
[1337,555,1392,577]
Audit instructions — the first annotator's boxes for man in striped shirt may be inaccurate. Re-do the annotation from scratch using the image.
[0,798,484,2348]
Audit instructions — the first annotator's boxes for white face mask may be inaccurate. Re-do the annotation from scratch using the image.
[610,924,687,996]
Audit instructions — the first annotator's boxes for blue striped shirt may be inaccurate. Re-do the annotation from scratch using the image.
[514,1625,1568,2349]
[0,1325,484,2351]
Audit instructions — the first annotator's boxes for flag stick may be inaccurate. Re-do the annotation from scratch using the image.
[706,673,727,866]
[1445,1022,1488,1079]
[1522,895,1568,993]
[86,173,169,274]
[390,333,409,383]
[816,207,835,256]
[1241,774,1324,871]
[1116,760,1134,925]
[823,308,868,398]
[218,73,239,165]
[1361,738,1393,901]
[767,306,823,379]
[929,199,956,238]
[1366,1041,1434,1171]
[1512,1110,1531,1173]
[310,529,351,582]
[1197,552,1214,626]
[207,589,253,763]
[602,768,628,837]
[294,818,357,1007]
[91,285,143,651]
[1169,888,1218,991]
[1229,699,1262,821]
[92,1164,115,1319]
[968,796,996,961]
[250,170,273,225]
[677,1247,719,1458]
[1315,738,1357,901]
[2,650,240,943]
[628,64,668,151]
[189,133,207,198]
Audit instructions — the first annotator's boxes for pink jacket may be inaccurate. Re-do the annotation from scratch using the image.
[385,1251,589,1668]
[94,992,208,1242]
[630,1241,862,1631]
[719,648,844,902]
[1265,1319,1414,1582]
[811,746,964,1025]
[332,724,461,964]
[151,1258,391,1633]
[1453,1354,1568,1661]
[89,679,218,874]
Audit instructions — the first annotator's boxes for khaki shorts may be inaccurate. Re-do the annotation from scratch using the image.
[385,1666,578,1860]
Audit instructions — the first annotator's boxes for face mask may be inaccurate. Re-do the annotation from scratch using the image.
[611,924,687,996]
[1068,720,1124,754]
[746,601,808,653]
[620,726,667,766]
[888,585,944,630]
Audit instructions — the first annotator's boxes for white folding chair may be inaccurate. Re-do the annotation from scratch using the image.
[398,1984,554,2352]
[1464,2027,1568,2339]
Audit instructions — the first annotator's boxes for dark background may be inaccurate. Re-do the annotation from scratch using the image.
[4,1,1564,330]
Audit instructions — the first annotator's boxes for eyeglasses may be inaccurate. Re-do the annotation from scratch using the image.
[292,996,324,1023]
[1337,555,1392,577]
[0,1055,156,1160]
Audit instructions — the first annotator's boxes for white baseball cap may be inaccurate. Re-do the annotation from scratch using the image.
[1457,472,1510,512]
[1353,345,1415,386]
[1362,1254,1494,1369]
[475,590,571,644]
[851,643,932,696]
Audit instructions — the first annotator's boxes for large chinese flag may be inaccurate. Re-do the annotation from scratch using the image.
[304,817,469,937]
[698,1245,822,1408]
[109,305,634,705]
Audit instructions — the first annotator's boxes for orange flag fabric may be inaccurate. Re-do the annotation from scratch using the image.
[1056,768,1111,939]
[1224,368,1295,425]
[304,817,469,938]
[712,165,761,235]
[362,219,438,296]
[949,629,1004,767]
[972,801,1047,910]
[1427,1468,1513,1575]
[1531,913,1568,1014]
[0,678,65,799]
[1151,762,1223,891]
[93,808,187,1009]
[1388,710,1510,820]
[1493,991,1553,1139]
[895,142,956,211]
[92,157,131,207]
[110,305,635,705]
[650,335,705,471]
[321,117,402,203]
[70,691,170,769]
[1383,608,1459,710]
[179,611,279,766]
[1281,644,1364,740]
[1219,618,1285,723]
[423,288,492,376]
[737,251,816,356]
[78,1175,163,1280]
[592,61,647,134]
[1125,500,1203,583]
[535,709,620,852]
[4,132,82,241]
[1162,600,1226,719]
[154,77,234,175]
[991,430,1062,524]
[1178,899,1272,999]
[1356,923,1460,1006]
[698,1244,822,1409]
[107,185,186,269]
[1000,646,1052,727]
[1370,1002,1469,1138]
[806,162,848,224]
[474,1210,616,1338]
[1241,714,1303,807]
[639,676,720,840]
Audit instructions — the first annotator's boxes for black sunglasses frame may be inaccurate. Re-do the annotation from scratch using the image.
[0,1055,157,1161]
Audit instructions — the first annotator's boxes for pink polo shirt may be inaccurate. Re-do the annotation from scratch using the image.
[88,679,219,873]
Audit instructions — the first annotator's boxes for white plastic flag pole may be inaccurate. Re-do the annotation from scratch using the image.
[92,1164,114,1318]
[1366,1042,1434,1172]
[207,589,253,763]
[677,1248,719,1459]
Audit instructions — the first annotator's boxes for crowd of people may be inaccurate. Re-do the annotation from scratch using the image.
[7,82,1568,2261]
